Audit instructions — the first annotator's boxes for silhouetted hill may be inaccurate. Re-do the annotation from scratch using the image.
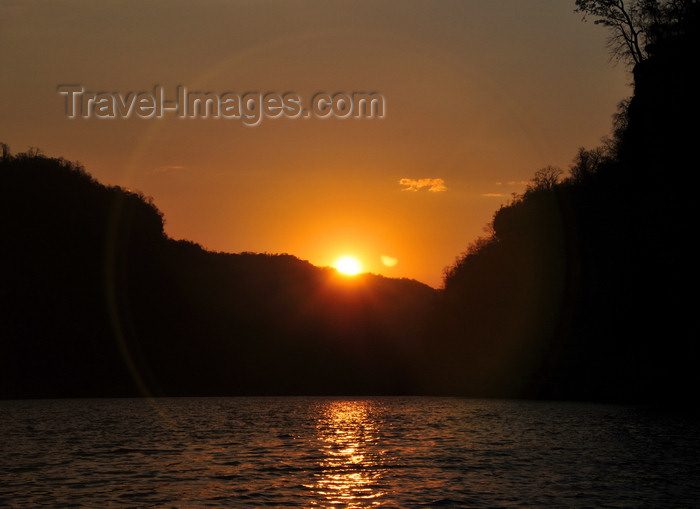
[1,150,437,399]
[441,3,699,404]
[4,4,697,403]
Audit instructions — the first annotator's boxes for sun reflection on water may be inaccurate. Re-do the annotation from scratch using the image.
[310,400,387,507]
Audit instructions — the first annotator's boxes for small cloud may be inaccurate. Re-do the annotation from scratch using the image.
[482,193,504,197]
[399,178,447,192]
[381,255,398,267]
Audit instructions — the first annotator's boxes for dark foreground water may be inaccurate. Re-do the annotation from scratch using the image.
[1,397,699,508]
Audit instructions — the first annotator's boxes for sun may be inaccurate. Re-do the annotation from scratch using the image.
[333,255,363,276]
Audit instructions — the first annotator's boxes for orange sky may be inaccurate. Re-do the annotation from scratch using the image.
[0,0,630,287]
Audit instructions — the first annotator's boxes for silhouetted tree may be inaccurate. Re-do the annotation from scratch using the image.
[576,0,698,64]
[605,97,632,155]
[567,147,608,183]
[525,165,563,193]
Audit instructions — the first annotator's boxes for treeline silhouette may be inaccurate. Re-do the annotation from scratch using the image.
[2,2,698,402]
[440,1,700,403]
[0,151,437,398]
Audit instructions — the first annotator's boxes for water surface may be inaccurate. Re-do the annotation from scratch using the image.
[2,397,698,507]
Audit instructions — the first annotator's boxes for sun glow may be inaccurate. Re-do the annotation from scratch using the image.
[333,255,363,276]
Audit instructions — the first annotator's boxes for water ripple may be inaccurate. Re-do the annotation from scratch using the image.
[1,397,699,507]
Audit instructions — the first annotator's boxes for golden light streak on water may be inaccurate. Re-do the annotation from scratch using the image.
[311,400,387,507]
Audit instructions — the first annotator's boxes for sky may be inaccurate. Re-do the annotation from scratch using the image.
[0,0,630,288]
